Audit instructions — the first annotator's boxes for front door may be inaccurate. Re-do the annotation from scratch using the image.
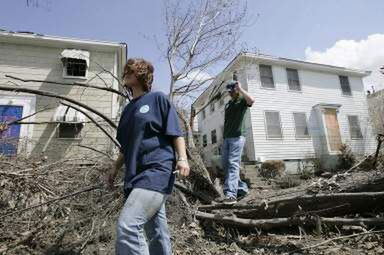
[324,108,342,152]
[0,105,23,156]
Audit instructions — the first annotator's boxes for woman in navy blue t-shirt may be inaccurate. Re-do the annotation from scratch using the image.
[107,58,190,255]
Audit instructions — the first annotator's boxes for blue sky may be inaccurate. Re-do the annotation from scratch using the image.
[1,0,384,92]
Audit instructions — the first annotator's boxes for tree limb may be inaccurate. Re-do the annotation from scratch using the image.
[61,102,121,149]
[5,75,127,98]
[0,85,117,129]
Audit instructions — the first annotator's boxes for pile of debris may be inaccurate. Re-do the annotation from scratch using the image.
[195,155,384,254]
[1,154,384,254]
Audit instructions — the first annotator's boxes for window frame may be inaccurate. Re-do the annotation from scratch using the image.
[347,115,363,140]
[210,102,215,113]
[202,134,208,147]
[211,129,217,144]
[292,112,310,139]
[202,109,206,120]
[286,68,302,92]
[57,123,83,140]
[264,110,283,139]
[259,64,275,89]
[62,58,88,80]
[339,75,352,96]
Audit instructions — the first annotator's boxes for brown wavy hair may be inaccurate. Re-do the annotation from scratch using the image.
[123,58,154,92]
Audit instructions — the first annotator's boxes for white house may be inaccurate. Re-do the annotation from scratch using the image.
[192,53,377,170]
[0,31,127,160]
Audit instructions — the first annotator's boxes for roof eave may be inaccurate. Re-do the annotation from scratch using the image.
[0,31,126,52]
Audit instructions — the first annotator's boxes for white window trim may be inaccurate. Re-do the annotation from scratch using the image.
[0,95,36,155]
[259,64,276,90]
[339,75,353,97]
[347,115,363,140]
[62,63,89,80]
[286,68,303,92]
[292,112,311,139]
[264,110,283,140]
[211,129,217,144]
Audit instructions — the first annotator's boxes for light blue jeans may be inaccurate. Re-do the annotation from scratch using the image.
[222,136,249,199]
[116,188,172,255]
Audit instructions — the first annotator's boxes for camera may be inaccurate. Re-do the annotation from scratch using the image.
[226,81,237,91]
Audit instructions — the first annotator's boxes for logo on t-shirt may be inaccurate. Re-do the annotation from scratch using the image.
[139,104,150,113]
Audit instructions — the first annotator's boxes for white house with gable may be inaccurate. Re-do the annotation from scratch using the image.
[0,31,127,161]
[192,53,377,170]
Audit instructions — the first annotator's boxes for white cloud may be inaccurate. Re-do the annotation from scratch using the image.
[305,34,384,91]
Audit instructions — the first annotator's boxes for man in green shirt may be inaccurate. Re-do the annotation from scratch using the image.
[222,80,254,205]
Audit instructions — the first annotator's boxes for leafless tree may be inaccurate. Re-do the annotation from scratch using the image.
[164,0,248,102]
[161,0,248,196]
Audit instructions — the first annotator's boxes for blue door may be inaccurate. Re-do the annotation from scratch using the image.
[0,105,23,156]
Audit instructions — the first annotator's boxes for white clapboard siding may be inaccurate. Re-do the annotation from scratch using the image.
[193,55,377,163]
[246,62,376,161]
[0,37,123,159]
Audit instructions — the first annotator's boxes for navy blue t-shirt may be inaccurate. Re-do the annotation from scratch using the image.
[116,91,183,197]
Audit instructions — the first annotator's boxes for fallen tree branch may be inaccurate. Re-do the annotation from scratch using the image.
[14,121,95,125]
[346,146,383,173]
[195,211,302,230]
[61,102,121,149]
[174,181,212,204]
[297,229,384,252]
[7,106,55,125]
[5,74,127,98]
[77,145,114,161]
[198,191,384,212]
[195,211,384,230]
[0,184,103,220]
[0,85,117,128]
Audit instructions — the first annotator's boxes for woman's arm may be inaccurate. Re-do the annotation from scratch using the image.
[107,152,124,189]
[173,136,190,177]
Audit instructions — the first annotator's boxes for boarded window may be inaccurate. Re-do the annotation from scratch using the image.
[339,76,352,96]
[63,58,87,77]
[259,65,274,88]
[58,123,83,139]
[293,112,309,138]
[324,109,342,151]
[203,134,207,147]
[348,115,363,139]
[265,111,282,138]
[211,129,217,144]
[287,68,301,91]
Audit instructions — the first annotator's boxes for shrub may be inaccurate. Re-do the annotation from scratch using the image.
[259,160,285,179]
[337,144,356,170]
